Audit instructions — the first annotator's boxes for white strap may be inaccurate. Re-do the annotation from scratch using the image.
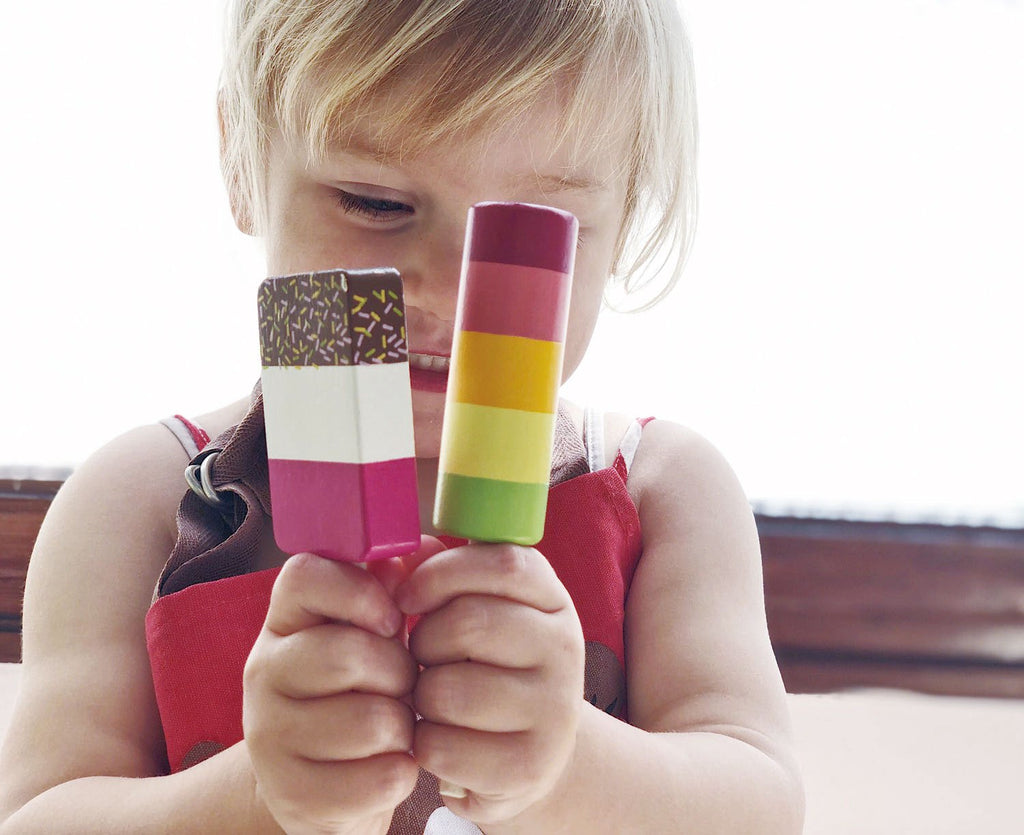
[159,416,202,460]
[584,406,605,473]
[618,420,644,474]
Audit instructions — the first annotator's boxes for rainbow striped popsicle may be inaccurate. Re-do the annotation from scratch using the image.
[433,202,577,544]
[258,268,420,562]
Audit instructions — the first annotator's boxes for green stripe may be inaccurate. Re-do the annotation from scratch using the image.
[433,472,548,545]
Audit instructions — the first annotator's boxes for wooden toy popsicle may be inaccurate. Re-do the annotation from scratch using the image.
[433,202,578,544]
[258,268,420,562]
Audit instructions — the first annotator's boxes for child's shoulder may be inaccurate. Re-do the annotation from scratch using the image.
[44,396,251,561]
[560,401,739,504]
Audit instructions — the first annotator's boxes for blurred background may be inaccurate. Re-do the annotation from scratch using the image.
[1,0,1021,525]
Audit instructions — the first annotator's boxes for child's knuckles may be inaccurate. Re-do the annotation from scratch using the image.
[273,551,324,599]
[412,720,456,778]
[359,695,416,754]
[274,553,389,624]
[272,624,414,699]
[309,626,379,688]
[243,701,295,764]
[374,752,421,807]
[488,543,534,579]
[269,754,416,829]
[308,693,416,757]
[485,545,574,614]
[320,754,419,820]
[244,635,313,701]
[242,638,269,691]
[409,598,486,666]
[413,665,466,725]
[444,594,494,651]
[414,723,535,799]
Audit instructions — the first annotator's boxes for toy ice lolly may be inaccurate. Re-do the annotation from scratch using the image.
[433,202,577,544]
[258,268,420,562]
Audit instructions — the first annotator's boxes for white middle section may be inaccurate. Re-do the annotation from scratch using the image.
[261,363,415,463]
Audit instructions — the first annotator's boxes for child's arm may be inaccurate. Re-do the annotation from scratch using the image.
[399,418,804,833]
[0,426,275,831]
[0,425,420,835]
[0,424,420,834]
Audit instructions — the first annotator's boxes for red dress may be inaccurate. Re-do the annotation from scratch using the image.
[146,411,647,832]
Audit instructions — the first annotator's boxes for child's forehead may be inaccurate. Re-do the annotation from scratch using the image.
[289,76,632,186]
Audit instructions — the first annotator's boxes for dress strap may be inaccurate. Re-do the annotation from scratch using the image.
[611,417,656,482]
[159,415,211,460]
[583,406,605,473]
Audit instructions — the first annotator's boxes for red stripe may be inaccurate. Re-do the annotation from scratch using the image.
[465,202,578,274]
[173,415,211,451]
[267,457,419,562]
[457,260,571,342]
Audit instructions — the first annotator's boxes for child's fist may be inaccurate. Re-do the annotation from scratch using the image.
[397,543,585,826]
[243,553,419,835]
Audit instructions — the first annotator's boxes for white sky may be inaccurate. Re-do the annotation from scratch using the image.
[1,1,1021,524]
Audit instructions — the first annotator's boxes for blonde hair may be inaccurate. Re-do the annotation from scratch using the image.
[220,0,697,309]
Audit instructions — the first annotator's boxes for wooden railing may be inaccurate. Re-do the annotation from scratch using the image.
[3,476,1024,698]
[0,477,64,665]
[760,515,1024,698]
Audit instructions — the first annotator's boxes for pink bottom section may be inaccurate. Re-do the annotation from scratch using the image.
[268,457,420,562]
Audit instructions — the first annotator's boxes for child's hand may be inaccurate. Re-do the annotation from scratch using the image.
[243,553,419,835]
[397,541,585,827]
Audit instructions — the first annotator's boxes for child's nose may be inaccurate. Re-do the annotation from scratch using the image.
[400,213,467,320]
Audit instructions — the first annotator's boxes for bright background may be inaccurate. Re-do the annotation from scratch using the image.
[2,0,1021,525]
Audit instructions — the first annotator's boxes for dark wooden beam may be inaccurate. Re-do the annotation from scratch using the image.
[0,478,63,664]
[760,515,1024,698]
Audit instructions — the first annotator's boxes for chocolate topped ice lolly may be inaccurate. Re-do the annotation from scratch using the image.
[258,268,419,562]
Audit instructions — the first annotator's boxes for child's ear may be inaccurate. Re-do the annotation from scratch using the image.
[217,90,257,236]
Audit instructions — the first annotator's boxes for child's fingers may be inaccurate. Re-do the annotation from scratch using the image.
[258,751,419,829]
[395,543,569,617]
[414,662,540,733]
[408,595,562,669]
[414,721,541,808]
[272,691,416,762]
[364,555,409,597]
[364,535,448,596]
[265,552,403,638]
[401,534,449,574]
[267,623,418,700]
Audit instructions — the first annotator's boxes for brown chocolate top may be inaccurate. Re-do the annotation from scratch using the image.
[258,269,407,366]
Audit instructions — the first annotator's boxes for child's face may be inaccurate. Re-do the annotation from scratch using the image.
[261,86,628,458]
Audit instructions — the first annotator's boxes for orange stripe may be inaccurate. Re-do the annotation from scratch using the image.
[448,331,562,413]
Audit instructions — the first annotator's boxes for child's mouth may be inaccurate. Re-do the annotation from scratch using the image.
[408,352,450,373]
[408,352,450,392]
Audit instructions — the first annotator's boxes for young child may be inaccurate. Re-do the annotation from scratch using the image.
[0,1,803,832]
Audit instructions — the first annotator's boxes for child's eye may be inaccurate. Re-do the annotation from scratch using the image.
[336,190,414,222]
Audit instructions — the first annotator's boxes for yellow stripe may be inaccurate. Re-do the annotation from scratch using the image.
[439,402,556,484]
[449,331,562,413]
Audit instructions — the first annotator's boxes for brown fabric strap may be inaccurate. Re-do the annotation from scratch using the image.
[155,389,269,599]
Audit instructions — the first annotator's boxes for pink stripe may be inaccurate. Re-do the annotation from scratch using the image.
[457,260,572,342]
[268,458,420,562]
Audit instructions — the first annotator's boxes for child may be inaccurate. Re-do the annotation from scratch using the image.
[0,1,803,832]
